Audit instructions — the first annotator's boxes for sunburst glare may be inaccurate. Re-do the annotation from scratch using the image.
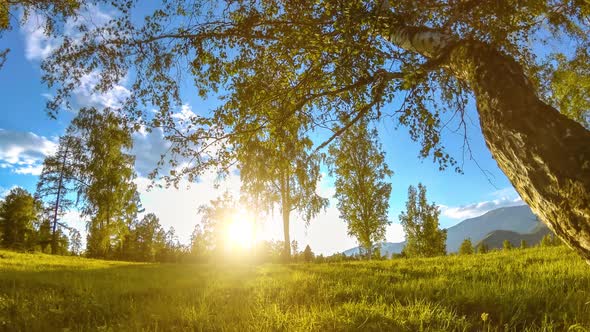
[226,209,255,250]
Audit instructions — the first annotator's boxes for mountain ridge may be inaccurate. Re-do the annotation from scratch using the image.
[343,205,547,257]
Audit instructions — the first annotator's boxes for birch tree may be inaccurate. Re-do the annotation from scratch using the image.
[233,99,328,259]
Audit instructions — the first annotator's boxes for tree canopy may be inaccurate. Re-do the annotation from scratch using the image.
[0,187,42,250]
[69,108,140,258]
[400,184,446,258]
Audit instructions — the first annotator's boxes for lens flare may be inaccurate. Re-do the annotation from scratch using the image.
[226,209,254,250]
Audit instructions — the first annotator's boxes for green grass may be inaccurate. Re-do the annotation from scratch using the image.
[1,247,589,331]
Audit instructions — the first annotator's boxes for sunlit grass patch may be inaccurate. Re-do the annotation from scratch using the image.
[1,246,589,331]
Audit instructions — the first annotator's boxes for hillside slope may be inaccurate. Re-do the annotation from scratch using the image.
[445,205,540,252]
[477,226,552,249]
[344,205,543,256]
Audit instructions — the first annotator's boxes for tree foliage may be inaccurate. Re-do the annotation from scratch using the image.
[123,213,165,262]
[477,243,489,254]
[233,87,328,259]
[329,119,392,259]
[0,0,83,69]
[303,245,314,263]
[0,187,42,250]
[69,108,140,258]
[400,184,446,257]
[459,238,474,255]
[34,0,589,169]
[197,192,237,256]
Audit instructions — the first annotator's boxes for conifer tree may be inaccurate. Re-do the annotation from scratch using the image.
[36,134,85,254]
[303,245,314,263]
[477,244,489,254]
[459,238,474,255]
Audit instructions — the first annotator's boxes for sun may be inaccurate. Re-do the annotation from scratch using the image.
[226,209,255,250]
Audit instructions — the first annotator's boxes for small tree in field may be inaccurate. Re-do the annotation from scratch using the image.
[540,234,562,247]
[477,244,489,254]
[303,245,314,263]
[503,240,513,251]
[459,238,474,255]
[400,184,446,257]
[520,240,528,249]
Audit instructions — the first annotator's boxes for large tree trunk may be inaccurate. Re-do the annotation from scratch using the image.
[384,25,590,262]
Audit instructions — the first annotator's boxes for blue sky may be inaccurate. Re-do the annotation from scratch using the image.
[0,8,525,255]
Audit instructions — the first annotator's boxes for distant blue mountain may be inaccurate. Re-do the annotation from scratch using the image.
[342,241,405,257]
[342,205,543,257]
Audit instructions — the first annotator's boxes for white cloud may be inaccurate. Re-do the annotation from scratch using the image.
[439,187,524,220]
[21,5,127,110]
[0,129,57,175]
[172,104,198,123]
[21,4,112,61]
[132,127,172,177]
[72,72,131,110]
[13,164,45,175]
[61,210,87,230]
[21,13,58,61]
[0,185,20,199]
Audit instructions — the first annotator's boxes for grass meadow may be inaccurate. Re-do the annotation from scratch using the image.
[1,246,589,331]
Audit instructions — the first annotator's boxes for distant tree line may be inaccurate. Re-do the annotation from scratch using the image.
[0,187,72,254]
[455,233,564,256]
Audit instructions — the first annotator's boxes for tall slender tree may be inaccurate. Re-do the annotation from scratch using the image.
[400,184,446,257]
[329,119,392,259]
[36,134,85,254]
[236,112,328,260]
[223,65,328,260]
[33,1,590,261]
